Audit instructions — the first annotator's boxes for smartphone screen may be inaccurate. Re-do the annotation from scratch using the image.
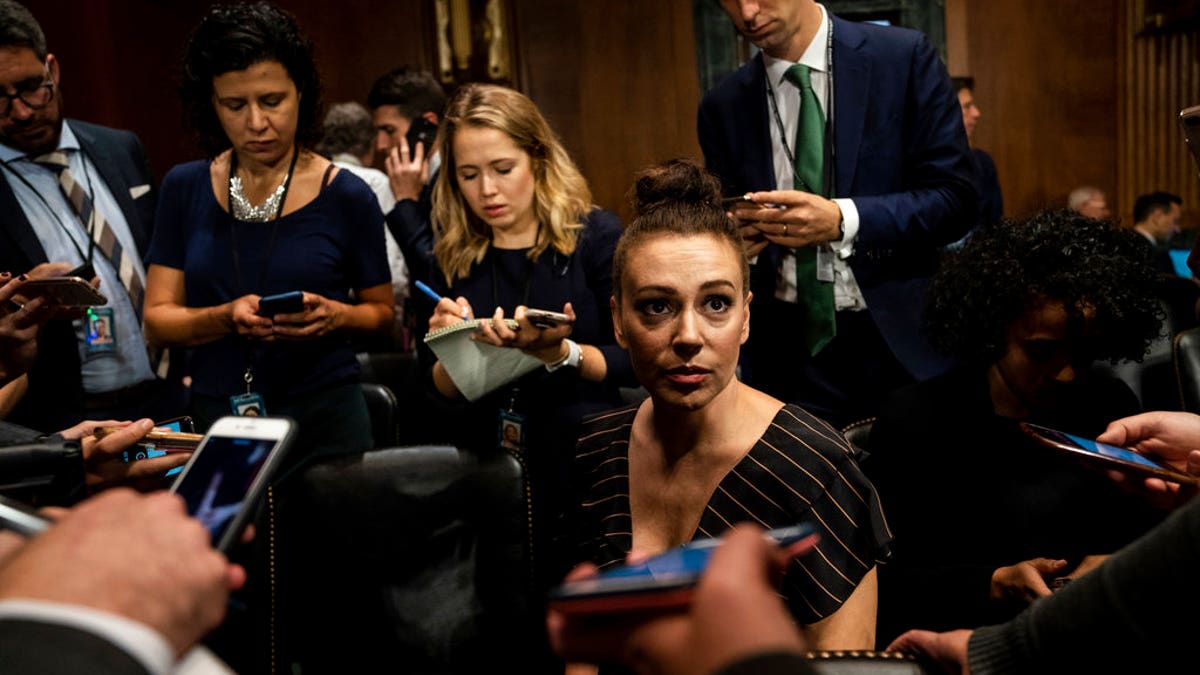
[549,524,815,613]
[170,417,293,551]
[119,418,194,477]
[1022,422,1197,484]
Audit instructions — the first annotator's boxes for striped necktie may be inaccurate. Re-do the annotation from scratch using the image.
[784,64,836,356]
[34,150,145,320]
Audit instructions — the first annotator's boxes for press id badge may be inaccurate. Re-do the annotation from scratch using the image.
[230,392,267,417]
[85,307,117,354]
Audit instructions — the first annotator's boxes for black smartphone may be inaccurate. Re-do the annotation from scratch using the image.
[1021,422,1198,485]
[19,276,107,307]
[525,308,573,328]
[0,494,50,537]
[257,290,304,317]
[547,524,816,615]
[169,416,295,553]
[405,116,439,161]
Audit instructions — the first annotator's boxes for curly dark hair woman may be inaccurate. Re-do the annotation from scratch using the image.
[926,209,1162,367]
[866,209,1168,648]
[180,1,324,156]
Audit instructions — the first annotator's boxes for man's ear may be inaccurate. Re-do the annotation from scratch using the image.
[47,53,60,85]
[610,296,628,349]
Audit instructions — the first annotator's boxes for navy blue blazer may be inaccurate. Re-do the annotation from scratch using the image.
[698,17,977,380]
[0,120,156,431]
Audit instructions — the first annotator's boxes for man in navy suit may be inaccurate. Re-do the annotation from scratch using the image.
[699,0,977,426]
[0,0,171,432]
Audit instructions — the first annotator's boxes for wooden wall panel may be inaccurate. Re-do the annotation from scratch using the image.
[965,0,1120,219]
[513,0,702,219]
[1116,1,1200,228]
[22,0,430,178]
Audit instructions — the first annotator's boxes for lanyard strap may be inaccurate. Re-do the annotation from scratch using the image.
[764,12,837,198]
[489,222,542,310]
[1,149,102,264]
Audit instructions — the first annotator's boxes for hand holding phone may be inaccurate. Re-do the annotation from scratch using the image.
[524,308,573,329]
[405,116,439,162]
[548,524,817,615]
[17,276,106,307]
[169,416,295,553]
[1021,422,1199,486]
[257,290,305,317]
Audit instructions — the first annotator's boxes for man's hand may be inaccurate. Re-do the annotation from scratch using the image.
[384,137,430,202]
[0,489,245,656]
[60,419,190,491]
[1097,411,1200,509]
[0,273,53,386]
[888,629,973,675]
[732,190,844,248]
[548,525,815,674]
[989,558,1065,604]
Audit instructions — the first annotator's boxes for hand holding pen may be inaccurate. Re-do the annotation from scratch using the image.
[415,280,472,331]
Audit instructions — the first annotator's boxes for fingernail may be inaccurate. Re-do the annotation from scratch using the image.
[17,274,27,281]
[139,419,155,430]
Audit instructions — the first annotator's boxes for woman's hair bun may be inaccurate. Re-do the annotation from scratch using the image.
[631,158,723,216]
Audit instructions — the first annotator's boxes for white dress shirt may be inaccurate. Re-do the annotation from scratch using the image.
[763,4,867,311]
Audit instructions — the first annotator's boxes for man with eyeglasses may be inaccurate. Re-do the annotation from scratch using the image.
[0,0,174,432]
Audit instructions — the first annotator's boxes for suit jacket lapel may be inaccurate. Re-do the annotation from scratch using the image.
[0,175,48,268]
[743,53,776,191]
[70,121,145,250]
[832,17,868,195]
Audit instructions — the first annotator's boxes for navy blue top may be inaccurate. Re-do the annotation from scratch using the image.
[148,160,390,398]
[418,209,634,473]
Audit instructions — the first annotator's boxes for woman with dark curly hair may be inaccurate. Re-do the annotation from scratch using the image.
[865,210,1168,647]
[143,2,392,462]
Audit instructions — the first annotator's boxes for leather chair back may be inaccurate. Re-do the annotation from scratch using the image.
[841,417,875,464]
[1174,326,1200,414]
[269,445,543,674]
[360,382,399,448]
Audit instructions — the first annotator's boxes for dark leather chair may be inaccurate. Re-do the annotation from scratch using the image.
[357,351,457,446]
[359,381,399,449]
[269,444,545,674]
[806,650,934,675]
[1092,298,1178,411]
[840,417,875,464]
[1174,326,1200,414]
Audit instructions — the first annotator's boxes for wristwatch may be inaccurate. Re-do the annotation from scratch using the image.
[545,339,583,372]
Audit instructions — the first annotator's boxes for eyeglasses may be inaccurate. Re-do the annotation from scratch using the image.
[0,62,55,117]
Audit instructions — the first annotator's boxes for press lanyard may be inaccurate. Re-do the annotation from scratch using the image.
[226,147,299,395]
[764,12,837,198]
[1,149,102,265]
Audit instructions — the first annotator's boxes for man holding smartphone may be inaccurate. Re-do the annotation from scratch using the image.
[367,66,446,292]
[0,489,245,674]
[0,1,177,431]
[698,0,977,427]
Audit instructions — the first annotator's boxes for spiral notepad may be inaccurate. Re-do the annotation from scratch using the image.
[423,319,544,401]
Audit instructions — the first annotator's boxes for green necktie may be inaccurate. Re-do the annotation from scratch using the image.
[784,64,836,356]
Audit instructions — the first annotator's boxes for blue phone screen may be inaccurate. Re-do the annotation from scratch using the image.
[172,436,273,546]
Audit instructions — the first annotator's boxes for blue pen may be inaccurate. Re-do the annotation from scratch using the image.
[414,280,469,320]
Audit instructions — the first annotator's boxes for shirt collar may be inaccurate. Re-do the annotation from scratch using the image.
[0,119,78,164]
[763,4,830,87]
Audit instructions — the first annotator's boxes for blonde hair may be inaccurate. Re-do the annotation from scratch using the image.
[432,84,592,284]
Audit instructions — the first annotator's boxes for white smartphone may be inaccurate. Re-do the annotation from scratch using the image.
[169,416,296,553]
[0,494,50,537]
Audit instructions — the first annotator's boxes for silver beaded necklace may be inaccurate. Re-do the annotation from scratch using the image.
[229,175,288,222]
[228,149,298,222]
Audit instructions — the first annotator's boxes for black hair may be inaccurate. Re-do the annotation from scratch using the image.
[1133,191,1182,223]
[951,76,974,92]
[613,159,748,301]
[366,66,446,120]
[0,0,46,59]
[926,210,1163,366]
[179,1,324,157]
